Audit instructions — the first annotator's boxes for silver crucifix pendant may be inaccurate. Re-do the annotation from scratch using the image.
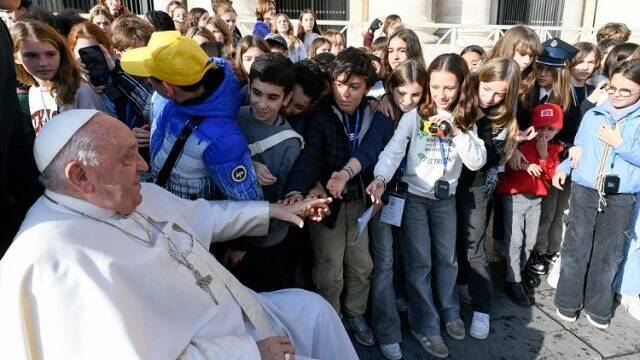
[192,270,218,304]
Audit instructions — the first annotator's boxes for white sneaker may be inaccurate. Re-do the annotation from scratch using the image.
[379,343,402,360]
[586,314,609,329]
[457,284,472,304]
[621,295,640,322]
[469,311,490,340]
[547,255,561,288]
[556,308,577,323]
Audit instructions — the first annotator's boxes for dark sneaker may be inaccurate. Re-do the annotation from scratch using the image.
[410,331,449,359]
[507,282,532,307]
[344,315,375,346]
[445,319,466,340]
[544,252,560,266]
[523,270,541,295]
[528,253,547,275]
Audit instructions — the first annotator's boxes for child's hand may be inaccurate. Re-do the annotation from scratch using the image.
[366,177,386,205]
[253,161,277,186]
[517,126,537,142]
[536,135,548,159]
[552,171,567,190]
[526,163,543,177]
[326,170,350,199]
[598,123,623,147]
[568,146,582,168]
[508,148,529,171]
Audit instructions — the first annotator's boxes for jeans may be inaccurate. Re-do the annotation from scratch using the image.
[534,182,571,255]
[402,193,459,337]
[502,194,542,283]
[555,184,636,321]
[310,201,373,317]
[370,214,402,344]
[456,184,494,313]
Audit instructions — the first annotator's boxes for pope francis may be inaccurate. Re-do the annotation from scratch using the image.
[0,110,358,360]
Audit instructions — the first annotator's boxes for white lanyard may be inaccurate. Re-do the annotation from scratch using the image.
[39,87,53,123]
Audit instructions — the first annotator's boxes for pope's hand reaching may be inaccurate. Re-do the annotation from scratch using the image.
[257,336,296,360]
[270,197,333,227]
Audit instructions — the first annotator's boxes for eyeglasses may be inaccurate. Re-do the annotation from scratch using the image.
[604,83,640,97]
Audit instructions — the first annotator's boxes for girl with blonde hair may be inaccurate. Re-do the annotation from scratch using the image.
[273,13,307,62]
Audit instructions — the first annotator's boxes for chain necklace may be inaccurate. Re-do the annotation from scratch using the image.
[44,194,218,304]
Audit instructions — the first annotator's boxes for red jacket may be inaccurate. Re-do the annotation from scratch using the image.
[496,140,565,197]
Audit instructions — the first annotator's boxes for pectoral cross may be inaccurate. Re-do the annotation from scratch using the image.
[192,269,217,304]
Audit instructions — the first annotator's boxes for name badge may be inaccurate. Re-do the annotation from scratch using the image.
[380,192,406,227]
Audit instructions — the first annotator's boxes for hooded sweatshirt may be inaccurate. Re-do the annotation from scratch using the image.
[150,57,262,201]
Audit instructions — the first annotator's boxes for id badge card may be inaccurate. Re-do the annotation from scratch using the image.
[380,191,406,227]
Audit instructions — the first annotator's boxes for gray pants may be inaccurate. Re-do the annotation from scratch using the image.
[534,182,571,255]
[502,194,543,283]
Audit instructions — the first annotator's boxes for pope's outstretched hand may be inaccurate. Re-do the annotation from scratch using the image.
[270,197,333,228]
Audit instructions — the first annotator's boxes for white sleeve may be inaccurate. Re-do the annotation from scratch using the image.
[179,335,260,360]
[451,125,487,171]
[374,111,416,182]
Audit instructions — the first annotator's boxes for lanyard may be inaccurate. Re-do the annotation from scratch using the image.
[39,88,53,124]
[342,109,361,155]
[438,137,450,177]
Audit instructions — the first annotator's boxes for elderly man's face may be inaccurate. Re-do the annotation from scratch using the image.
[83,115,148,214]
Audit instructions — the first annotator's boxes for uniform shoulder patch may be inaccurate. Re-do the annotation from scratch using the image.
[231,165,247,182]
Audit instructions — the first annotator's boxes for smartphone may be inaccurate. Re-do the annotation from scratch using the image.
[78,45,111,87]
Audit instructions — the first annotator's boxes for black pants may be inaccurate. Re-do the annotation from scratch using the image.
[235,240,289,292]
[555,183,635,321]
[456,184,494,313]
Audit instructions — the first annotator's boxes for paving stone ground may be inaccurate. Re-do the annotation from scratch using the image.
[352,262,640,360]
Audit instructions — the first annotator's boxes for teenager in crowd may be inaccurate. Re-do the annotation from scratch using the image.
[497,103,564,308]
[253,0,276,38]
[455,57,520,339]
[67,21,151,130]
[296,9,322,49]
[382,29,426,78]
[323,29,346,55]
[88,5,113,38]
[97,0,128,18]
[308,36,331,57]
[274,13,307,63]
[366,59,427,360]
[368,53,487,358]
[596,22,632,45]
[205,16,234,57]
[363,14,402,47]
[187,7,209,28]
[215,3,242,46]
[144,10,175,31]
[164,0,182,15]
[234,35,270,104]
[553,59,640,329]
[460,45,486,73]
[12,21,104,134]
[171,5,188,35]
[234,53,304,291]
[284,47,394,349]
[111,15,154,57]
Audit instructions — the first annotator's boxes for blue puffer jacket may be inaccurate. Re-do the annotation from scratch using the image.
[150,57,262,201]
[557,101,640,194]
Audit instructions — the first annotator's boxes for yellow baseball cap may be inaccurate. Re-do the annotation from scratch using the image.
[120,31,214,86]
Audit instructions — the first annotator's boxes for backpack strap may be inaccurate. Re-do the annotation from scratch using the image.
[155,116,204,188]
[248,130,304,156]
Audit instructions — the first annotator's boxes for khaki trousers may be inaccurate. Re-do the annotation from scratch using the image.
[310,201,373,317]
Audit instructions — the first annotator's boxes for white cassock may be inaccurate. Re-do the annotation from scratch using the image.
[0,183,358,360]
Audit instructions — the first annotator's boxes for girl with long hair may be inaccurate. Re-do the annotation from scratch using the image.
[12,21,104,134]
[171,5,188,35]
[88,5,114,37]
[205,16,234,58]
[215,4,241,46]
[322,29,345,55]
[308,37,331,58]
[96,0,128,18]
[273,13,307,62]
[455,57,521,338]
[364,60,427,360]
[234,35,270,104]
[252,0,275,38]
[382,28,425,78]
[186,26,216,45]
[296,9,322,49]
[367,53,486,359]
[187,7,209,28]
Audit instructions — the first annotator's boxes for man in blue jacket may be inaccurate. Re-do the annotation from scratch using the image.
[121,31,261,202]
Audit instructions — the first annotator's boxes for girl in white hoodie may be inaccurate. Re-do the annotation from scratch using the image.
[367,53,486,358]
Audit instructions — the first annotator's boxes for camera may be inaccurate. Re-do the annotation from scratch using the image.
[421,119,451,138]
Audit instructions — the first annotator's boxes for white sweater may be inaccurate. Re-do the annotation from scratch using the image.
[374,108,487,199]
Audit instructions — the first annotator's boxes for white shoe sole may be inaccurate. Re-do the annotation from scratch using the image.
[586,314,609,329]
[379,346,403,360]
[556,309,577,323]
[469,327,489,340]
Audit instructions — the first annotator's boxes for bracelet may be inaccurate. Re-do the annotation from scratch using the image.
[374,175,387,189]
[342,165,355,179]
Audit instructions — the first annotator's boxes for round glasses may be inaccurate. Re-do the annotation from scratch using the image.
[604,83,640,97]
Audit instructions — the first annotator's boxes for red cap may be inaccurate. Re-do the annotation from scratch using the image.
[531,103,563,129]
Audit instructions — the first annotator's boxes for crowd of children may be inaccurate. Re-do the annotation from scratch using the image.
[2,1,640,359]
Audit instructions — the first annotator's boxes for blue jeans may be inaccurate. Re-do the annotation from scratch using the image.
[555,184,636,321]
[370,214,402,344]
[502,194,542,283]
[402,193,460,337]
